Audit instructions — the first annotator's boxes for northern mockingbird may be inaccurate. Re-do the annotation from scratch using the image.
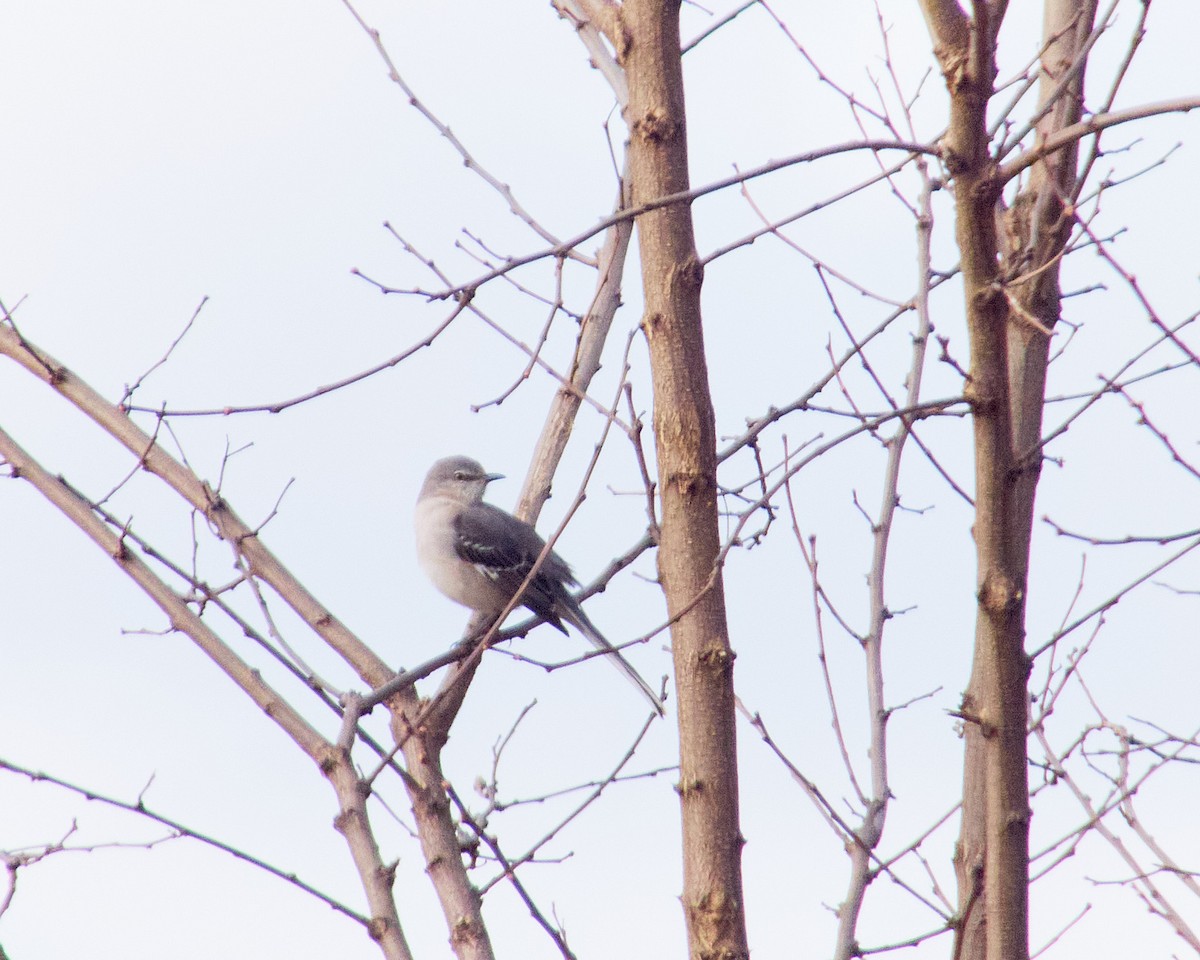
[415,455,663,715]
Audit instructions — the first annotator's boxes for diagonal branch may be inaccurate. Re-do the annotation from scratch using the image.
[0,324,393,689]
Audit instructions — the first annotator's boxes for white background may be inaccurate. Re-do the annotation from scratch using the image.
[1,2,1198,958]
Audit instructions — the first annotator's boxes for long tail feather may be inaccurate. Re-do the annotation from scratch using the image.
[560,599,665,716]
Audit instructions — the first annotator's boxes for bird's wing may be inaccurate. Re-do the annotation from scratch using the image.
[456,505,664,716]
[453,503,576,628]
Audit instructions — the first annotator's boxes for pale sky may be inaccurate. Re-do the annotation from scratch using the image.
[2,2,1198,959]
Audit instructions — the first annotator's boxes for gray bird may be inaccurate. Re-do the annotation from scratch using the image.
[415,455,663,715]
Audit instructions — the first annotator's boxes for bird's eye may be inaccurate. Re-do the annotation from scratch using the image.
[454,470,469,481]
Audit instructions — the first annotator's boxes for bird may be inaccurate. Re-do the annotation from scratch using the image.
[414,455,664,715]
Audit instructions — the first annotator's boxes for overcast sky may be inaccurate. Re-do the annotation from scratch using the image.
[2,2,1198,959]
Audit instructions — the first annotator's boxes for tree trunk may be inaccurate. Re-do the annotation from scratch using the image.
[917,3,1031,959]
[620,1,749,957]
[923,3,1099,959]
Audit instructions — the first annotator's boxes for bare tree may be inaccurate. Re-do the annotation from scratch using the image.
[2,2,1198,959]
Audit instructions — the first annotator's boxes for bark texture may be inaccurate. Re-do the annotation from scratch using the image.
[919,3,1099,959]
[918,3,1026,959]
[620,1,749,957]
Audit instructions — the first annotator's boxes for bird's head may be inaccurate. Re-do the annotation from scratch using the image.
[421,455,504,505]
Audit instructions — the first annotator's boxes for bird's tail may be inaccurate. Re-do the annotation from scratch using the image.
[561,599,665,716]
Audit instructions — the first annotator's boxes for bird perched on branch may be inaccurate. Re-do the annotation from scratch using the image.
[415,455,663,715]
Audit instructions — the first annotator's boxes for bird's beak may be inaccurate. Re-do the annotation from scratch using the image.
[484,472,505,484]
